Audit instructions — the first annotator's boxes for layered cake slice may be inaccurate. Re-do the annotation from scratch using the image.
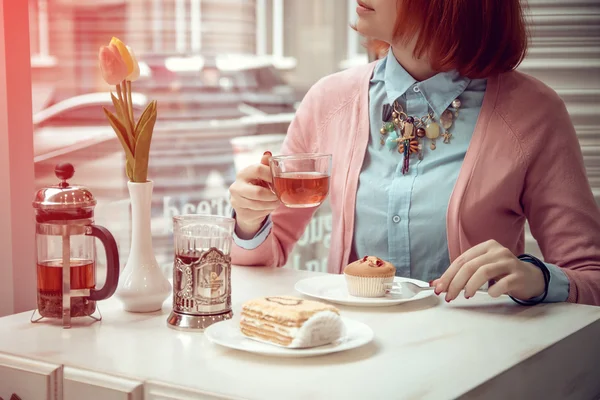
[240,296,344,348]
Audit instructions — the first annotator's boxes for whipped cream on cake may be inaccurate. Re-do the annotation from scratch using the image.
[240,296,344,348]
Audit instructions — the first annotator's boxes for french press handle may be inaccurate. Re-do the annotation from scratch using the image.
[86,225,120,301]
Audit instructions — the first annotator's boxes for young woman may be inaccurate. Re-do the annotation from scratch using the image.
[228,0,600,306]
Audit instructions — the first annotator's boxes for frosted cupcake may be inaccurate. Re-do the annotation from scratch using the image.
[344,256,396,297]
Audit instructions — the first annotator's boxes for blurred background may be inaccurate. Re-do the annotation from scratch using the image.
[28,0,600,277]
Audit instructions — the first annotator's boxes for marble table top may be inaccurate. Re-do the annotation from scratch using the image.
[0,266,599,400]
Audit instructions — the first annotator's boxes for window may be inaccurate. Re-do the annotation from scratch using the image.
[27,0,354,278]
[28,0,56,67]
[34,98,146,128]
[340,0,369,69]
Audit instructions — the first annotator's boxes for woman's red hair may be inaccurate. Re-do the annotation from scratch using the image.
[369,0,529,79]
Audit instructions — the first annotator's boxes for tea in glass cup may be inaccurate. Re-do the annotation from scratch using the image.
[167,214,235,330]
[269,153,332,208]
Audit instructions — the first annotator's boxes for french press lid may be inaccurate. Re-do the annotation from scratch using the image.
[33,163,96,210]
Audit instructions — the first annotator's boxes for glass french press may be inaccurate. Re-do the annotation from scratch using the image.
[32,163,120,328]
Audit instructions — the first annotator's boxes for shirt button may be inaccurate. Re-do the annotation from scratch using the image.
[413,86,420,93]
[392,215,401,223]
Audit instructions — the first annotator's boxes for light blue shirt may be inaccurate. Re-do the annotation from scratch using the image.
[352,52,481,282]
[234,52,570,303]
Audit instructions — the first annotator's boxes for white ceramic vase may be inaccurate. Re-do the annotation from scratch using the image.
[116,181,171,312]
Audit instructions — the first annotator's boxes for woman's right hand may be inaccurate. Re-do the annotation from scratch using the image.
[229,152,280,239]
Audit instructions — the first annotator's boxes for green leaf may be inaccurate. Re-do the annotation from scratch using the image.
[110,93,125,123]
[126,159,134,181]
[103,107,135,180]
[115,84,135,150]
[132,107,157,182]
[134,100,156,138]
[103,107,133,159]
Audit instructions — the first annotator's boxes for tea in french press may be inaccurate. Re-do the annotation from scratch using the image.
[32,163,120,328]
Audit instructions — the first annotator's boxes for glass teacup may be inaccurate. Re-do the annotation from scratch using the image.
[269,153,332,208]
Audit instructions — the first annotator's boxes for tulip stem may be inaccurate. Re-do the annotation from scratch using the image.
[120,81,129,125]
[117,81,135,155]
[116,83,124,110]
[127,80,135,136]
[121,80,135,141]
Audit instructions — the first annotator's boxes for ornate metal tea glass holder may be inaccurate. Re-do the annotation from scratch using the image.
[167,214,235,331]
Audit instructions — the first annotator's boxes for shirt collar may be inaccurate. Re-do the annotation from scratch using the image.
[372,51,471,117]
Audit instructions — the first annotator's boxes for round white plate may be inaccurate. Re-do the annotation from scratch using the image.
[204,317,373,358]
[294,274,434,307]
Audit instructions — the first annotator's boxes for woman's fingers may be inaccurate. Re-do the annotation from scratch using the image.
[436,241,490,294]
[238,163,273,184]
[231,195,280,212]
[229,152,280,239]
[235,182,278,202]
[486,274,519,298]
[433,240,540,302]
[260,151,272,166]
[462,262,509,299]
[444,252,505,301]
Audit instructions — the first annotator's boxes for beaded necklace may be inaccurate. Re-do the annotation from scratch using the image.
[380,98,462,174]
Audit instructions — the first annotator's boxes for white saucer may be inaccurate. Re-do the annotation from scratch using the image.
[204,317,373,358]
[294,274,434,307]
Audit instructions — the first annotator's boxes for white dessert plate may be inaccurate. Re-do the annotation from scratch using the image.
[294,274,435,307]
[204,317,374,358]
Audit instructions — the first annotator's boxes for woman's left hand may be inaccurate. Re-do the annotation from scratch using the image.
[432,240,546,302]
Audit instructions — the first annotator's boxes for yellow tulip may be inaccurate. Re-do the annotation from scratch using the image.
[110,37,135,75]
[126,45,140,82]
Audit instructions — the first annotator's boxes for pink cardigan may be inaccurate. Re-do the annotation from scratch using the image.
[231,63,600,306]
